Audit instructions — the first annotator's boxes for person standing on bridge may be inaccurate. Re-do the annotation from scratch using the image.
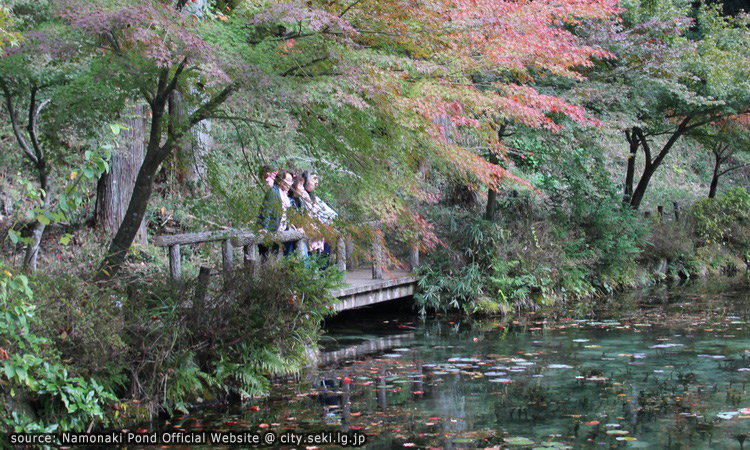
[257,170,296,257]
[289,175,312,264]
[302,171,337,267]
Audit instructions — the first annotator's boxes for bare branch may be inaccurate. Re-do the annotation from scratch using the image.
[207,114,282,128]
[339,0,367,17]
[28,87,51,163]
[189,84,237,128]
[634,127,651,165]
[0,79,38,165]
[281,57,328,77]
[164,57,189,97]
[718,164,748,177]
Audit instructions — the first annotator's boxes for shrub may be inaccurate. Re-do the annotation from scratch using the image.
[692,187,750,257]
[0,266,118,435]
[640,221,695,261]
[121,255,342,415]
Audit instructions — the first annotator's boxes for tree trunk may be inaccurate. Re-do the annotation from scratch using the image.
[709,151,721,199]
[484,125,508,221]
[628,120,689,210]
[98,92,170,279]
[1,81,52,273]
[97,64,235,279]
[623,128,639,203]
[485,188,499,221]
[23,167,49,272]
[98,151,163,278]
[169,91,212,194]
[95,104,148,246]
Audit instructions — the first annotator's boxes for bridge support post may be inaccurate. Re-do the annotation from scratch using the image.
[410,242,420,271]
[244,244,258,275]
[222,239,233,281]
[372,239,383,280]
[169,244,181,281]
[337,237,346,271]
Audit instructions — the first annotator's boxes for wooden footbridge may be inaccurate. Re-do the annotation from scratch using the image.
[154,228,419,312]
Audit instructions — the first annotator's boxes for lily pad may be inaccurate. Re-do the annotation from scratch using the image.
[505,436,535,445]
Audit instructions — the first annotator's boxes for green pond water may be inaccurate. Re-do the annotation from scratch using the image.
[158,277,750,449]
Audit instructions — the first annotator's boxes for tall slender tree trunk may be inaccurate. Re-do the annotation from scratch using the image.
[484,142,500,221]
[627,120,690,210]
[623,128,639,203]
[23,167,49,272]
[96,65,235,279]
[628,163,657,210]
[169,91,213,194]
[99,145,165,278]
[95,104,148,246]
[1,80,52,273]
[485,124,508,221]
[98,92,170,279]
[709,151,721,199]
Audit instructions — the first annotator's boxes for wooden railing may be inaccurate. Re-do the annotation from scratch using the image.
[154,227,420,282]
[643,201,681,222]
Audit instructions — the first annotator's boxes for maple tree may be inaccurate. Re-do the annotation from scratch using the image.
[691,116,750,198]
[0,3,122,271]
[50,0,622,278]
[0,6,21,52]
[579,1,750,209]
[54,0,241,278]
[247,0,621,238]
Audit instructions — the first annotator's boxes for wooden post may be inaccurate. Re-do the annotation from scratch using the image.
[673,201,680,222]
[194,266,211,312]
[657,205,664,222]
[410,242,420,271]
[244,244,258,275]
[294,237,305,255]
[222,239,233,275]
[346,237,354,269]
[372,239,383,280]
[337,237,346,272]
[169,244,181,281]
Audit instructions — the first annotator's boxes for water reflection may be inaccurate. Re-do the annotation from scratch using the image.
[158,276,750,449]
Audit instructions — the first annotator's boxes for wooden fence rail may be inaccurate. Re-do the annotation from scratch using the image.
[154,227,420,282]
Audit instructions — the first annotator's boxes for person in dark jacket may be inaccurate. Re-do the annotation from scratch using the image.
[257,170,295,257]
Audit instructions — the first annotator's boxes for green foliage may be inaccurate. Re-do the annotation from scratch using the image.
[692,187,750,256]
[0,6,22,50]
[121,255,342,415]
[417,124,651,314]
[0,266,118,433]
[641,220,695,261]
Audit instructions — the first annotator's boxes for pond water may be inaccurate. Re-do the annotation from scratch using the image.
[159,277,750,449]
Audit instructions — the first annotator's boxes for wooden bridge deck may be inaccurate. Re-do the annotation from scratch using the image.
[332,268,417,312]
